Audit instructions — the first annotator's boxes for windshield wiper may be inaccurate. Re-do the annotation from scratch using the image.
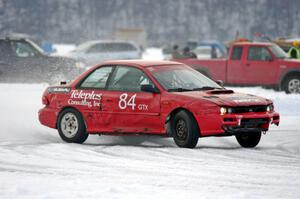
[168,88,193,92]
[192,86,221,91]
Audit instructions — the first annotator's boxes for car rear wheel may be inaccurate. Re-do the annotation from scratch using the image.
[57,108,88,143]
[171,110,199,148]
[235,131,261,148]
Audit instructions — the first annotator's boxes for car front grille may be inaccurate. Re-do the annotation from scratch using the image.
[231,105,267,114]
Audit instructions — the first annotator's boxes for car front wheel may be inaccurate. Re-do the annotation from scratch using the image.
[171,110,199,148]
[235,131,261,148]
[57,108,88,143]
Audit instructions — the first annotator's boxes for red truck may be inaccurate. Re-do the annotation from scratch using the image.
[174,42,300,94]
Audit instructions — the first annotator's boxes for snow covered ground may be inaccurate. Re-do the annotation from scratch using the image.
[0,84,299,199]
[0,48,300,198]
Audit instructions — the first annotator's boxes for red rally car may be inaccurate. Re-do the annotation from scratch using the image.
[38,60,280,148]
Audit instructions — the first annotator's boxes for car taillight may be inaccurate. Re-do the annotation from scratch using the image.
[42,96,49,105]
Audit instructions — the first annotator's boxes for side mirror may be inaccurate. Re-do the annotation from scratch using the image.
[141,84,160,93]
[265,56,273,62]
[215,80,224,87]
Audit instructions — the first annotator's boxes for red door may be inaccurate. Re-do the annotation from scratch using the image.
[238,46,278,85]
[241,46,278,85]
[227,45,245,84]
[228,46,277,85]
[101,65,162,134]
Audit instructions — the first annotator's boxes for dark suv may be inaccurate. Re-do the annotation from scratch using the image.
[0,37,84,84]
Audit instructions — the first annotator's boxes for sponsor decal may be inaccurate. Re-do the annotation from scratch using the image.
[118,93,148,111]
[67,90,102,108]
[48,87,70,93]
[232,98,261,103]
[70,90,101,101]
[228,96,262,103]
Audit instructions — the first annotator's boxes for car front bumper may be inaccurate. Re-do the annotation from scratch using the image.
[196,111,280,137]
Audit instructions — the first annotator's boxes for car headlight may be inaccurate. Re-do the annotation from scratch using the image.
[220,107,233,115]
[266,104,274,112]
[220,107,227,115]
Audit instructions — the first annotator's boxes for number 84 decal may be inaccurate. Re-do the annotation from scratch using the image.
[118,93,148,111]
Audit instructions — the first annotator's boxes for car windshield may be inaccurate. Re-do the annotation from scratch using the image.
[149,65,223,92]
[268,44,288,59]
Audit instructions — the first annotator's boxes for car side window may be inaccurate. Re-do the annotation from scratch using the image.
[107,66,154,92]
[79,66,113,89]
[231,46,243,60]
[248,46,271,61]
[13,41,38,57]
[87,44,105,53]
[110,43,137,52]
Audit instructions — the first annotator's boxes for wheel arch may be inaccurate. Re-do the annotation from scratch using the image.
[56,106,86,129]
[279,68,300,89]
[166,107,201,137]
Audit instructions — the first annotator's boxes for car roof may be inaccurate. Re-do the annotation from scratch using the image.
[233,42,272,46]
[75,40,139,51]
[71,60,184,87]
[0,37,27,41]
[101,59,182,68]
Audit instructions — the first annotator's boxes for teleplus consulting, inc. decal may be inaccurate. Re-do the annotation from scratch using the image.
[68,90,102,108]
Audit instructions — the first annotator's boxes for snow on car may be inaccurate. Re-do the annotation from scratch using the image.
[38,60,280,148]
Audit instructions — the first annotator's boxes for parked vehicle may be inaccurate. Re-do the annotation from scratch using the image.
[0,37,84,83]
[174,42,300,94]
[68,40,141,67]
[39,60,279,148]
[193,41,227,59]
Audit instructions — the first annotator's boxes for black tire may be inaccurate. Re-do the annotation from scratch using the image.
[235,131,261,148]
[282,74,300,94]
[57,108,88,143]
[171,110,199,148]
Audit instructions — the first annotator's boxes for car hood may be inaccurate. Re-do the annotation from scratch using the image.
[279,58,300,65]
[174,89,272,106]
